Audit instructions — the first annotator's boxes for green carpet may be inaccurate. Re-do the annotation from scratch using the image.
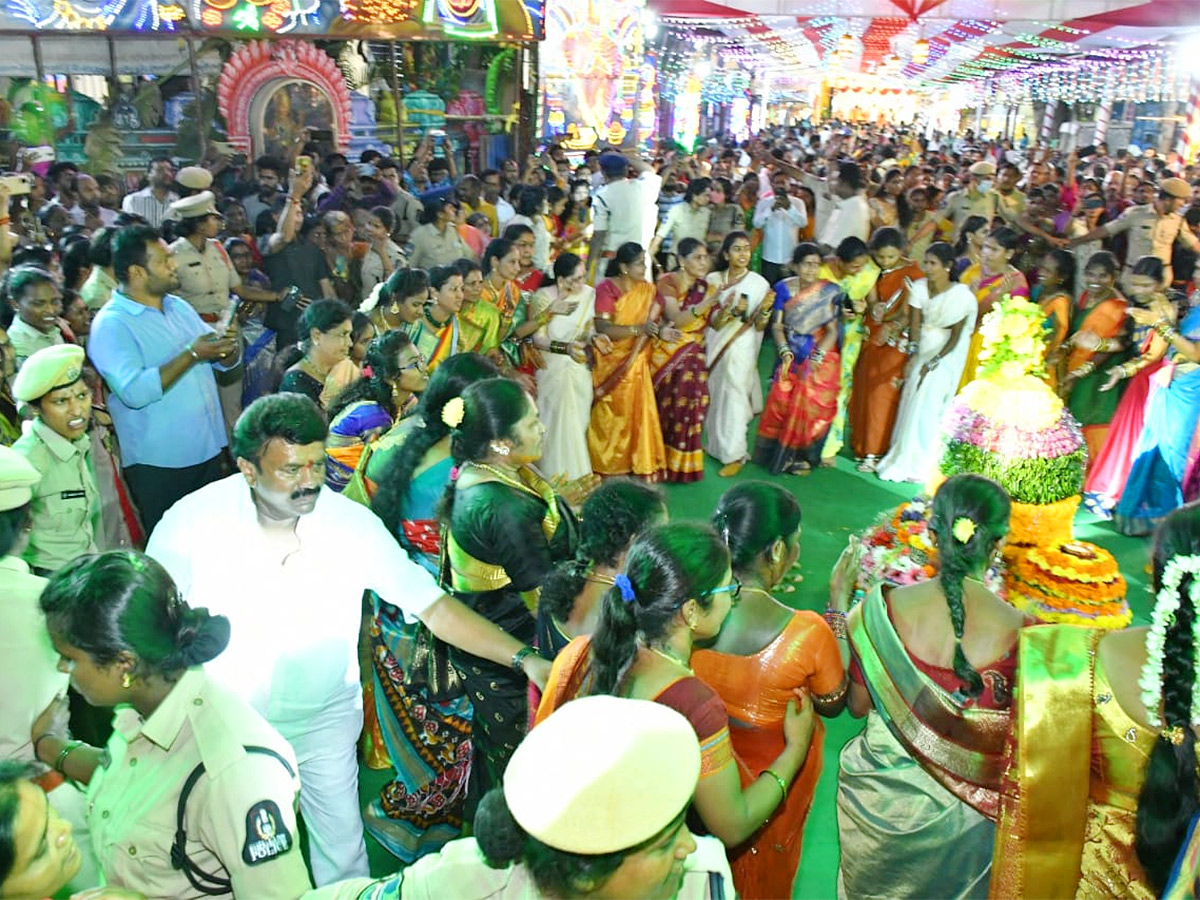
[357,348,1158,898]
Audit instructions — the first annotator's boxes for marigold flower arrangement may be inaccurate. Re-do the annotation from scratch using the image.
[934,293,1129,628]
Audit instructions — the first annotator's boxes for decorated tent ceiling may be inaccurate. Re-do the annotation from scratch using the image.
[647,0,1199,90]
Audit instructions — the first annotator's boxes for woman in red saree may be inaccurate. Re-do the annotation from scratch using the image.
[692,483,847,899]
[652,238,718,483]
[535,523,819,870]
[848,228,924,471]
[588,242,667,481]
[754,243,843,474]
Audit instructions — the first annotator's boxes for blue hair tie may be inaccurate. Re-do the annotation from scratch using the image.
[613,573,637,604]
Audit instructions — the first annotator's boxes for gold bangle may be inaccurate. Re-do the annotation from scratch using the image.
[762,768,788,800]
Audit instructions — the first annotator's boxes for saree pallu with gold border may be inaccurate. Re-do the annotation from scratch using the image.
[651,276,710,483]
[838,587,1012,900]
[588,280,666,479]
[991,625,1157,900]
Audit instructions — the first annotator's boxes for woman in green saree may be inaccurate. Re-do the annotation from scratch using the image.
[836,474,1026,900]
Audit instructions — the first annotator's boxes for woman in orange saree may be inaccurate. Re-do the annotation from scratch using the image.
[1062,251,1129,467]
[957,227,1030,389]
[587,242,667,481]
[535,523,818,869]
[1032,249,1075,392]
[692,482,847,899]
[652,238,718,483]
[848,228,924,470]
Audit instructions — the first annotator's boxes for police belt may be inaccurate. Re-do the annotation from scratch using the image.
[171,744,296,895]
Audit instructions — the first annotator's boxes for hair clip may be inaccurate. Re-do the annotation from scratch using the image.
[361,364,374,378]
[614,573,637,604]
[449,466,460,482]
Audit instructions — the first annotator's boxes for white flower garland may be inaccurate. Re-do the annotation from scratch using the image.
[1138,554,1200,728]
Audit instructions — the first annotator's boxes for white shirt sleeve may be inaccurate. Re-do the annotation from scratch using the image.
[146,505,197,600]
[354,506,444,619]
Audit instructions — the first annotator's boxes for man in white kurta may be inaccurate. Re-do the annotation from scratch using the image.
[147,393,549,886]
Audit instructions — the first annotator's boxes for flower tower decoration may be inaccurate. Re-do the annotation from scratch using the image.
[939,296,1129,627]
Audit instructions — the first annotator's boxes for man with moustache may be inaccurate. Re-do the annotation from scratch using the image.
[147,392,554,887]
[88,224,238,530]
[10,344,102,574]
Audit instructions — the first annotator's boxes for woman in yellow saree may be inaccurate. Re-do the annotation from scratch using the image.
[587,242,667,481]
[992,504,1200,899]
[957,227,1030,389]
[837,475,1025,900]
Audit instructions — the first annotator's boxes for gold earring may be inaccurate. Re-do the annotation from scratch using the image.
[121,672,132,689]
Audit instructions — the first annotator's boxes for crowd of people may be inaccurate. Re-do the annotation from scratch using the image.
[1,120,1200,900]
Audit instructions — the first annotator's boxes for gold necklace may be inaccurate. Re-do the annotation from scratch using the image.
[467,460,523,485]
[646,644,693,673]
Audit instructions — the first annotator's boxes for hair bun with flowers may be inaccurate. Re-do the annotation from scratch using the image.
[1138,553,1200,728]
[952,517,977,544]
[441,396,466,429]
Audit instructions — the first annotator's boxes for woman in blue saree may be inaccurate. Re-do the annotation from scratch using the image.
[362,353,499,863]
[1113,305,1200,536]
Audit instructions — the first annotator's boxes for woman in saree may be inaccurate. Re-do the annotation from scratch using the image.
[324,330,425,491]
[705,231,773,478]
[848,228,925,471]
[869,169,908,233]
[877,244,979,484]
[531,253,601,481]
[535,522,819,863]
[692,482,847,899]
[838,474,1024,900]
[359,354,499,861]
[588,242,667,481]
[957,226,1030,389]
[410,265,465,372]
[753,243,844,475]
[1085,256,1177,518]
[992,504,1200,899]
[535,479,667,660]
[559,179,592,261]
[361,267,430,340]
[1031,248,1075,393]
[1111,292,1200,536]
[440,377,578,813]
[735,179,764,272]
[278,298,353,409]
[479,238,524,364]
[952,215,988,282]
[820,236,880,464]
[1062,251,1130,466]
[455,257,503,357]
[653,238,719,483]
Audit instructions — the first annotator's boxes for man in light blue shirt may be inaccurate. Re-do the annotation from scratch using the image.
[88,224,239,529]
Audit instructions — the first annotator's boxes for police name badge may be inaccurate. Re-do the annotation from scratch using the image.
[242,800,293,866]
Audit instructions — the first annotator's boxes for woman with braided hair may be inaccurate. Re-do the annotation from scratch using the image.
[993,503,1200,898]
[836,474,1025,900]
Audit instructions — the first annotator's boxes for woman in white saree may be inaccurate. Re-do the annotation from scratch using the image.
[705,231,774,477]
[877,243,978,484]
[532,252,603,480]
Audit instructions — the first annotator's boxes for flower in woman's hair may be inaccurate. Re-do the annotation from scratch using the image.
[361,364,374,379]
[952,517,976,544]
[613,573,637,604]
[441,396,465,428]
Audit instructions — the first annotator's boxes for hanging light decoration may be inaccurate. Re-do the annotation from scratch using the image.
[838,32,857,57]
[912,37,930,66]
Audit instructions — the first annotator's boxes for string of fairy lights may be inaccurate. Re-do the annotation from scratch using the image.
[649,11,1191,110]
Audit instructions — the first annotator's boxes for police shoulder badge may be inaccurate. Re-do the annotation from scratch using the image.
[242,800,293,866]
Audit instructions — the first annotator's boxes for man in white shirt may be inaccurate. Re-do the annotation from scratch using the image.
[120,157,179,228]
[820,161,871,249]
[649,177,712,261]
[146,393,550,887]
[753,171,808,286]
[588,152,662,276]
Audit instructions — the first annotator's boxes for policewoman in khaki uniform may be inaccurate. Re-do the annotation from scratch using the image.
[30,551,312,899]
[11,344,102,575]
